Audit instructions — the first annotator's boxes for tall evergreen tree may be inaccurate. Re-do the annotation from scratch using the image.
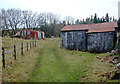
[94,13,97,23]
[97,18,100,23]
[113,16,115,21]
[105,13,109,22]
[86,17,90,22]
[83,19,84,22]
[63,21,66,26]
[75,19,79,24]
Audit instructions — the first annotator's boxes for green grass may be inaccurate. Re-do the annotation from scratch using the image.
[28,38,114,82]
[2,37,119,82]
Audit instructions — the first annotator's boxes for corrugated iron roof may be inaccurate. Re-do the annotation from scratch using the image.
[61,22,118,33]
[15,32,21,36]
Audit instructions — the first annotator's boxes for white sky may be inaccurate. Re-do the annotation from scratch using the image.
[0,0,120,20]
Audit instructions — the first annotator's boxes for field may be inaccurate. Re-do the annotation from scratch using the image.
[2,37,120,82]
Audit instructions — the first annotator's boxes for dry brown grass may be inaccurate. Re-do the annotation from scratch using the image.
[2,37,44,82]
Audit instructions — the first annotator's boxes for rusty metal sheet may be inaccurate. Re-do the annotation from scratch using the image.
[61,22,117,33]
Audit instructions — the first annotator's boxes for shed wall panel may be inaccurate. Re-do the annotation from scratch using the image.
[61,30,87,50]
[61,32,67,49]
[87,32,115,52]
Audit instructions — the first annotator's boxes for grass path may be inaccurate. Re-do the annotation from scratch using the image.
[2,37,116,82]
[28,38,113,82]
[28,39,67,82]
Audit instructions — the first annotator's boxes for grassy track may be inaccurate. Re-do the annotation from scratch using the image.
[28,38,114,82]
[2,37,119,82]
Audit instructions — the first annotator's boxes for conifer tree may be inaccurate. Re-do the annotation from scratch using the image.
[94,13,97,23]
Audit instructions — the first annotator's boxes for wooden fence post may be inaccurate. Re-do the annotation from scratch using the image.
[35,40,36,47]
[30,41,31,49]
[21,42,23,55]
[27,42,28,51]
[14,45,16,60]
[33,41,34,47]
[2,47,5,68]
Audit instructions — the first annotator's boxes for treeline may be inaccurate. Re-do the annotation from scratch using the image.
[1,8,120,38]
[75,13,118,24]
[1,8,72,37]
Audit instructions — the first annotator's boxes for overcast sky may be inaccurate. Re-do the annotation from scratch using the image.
[0,0,120,20]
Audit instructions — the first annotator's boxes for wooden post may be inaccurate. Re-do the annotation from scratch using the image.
[21,42,23,55]
[14,45,16,60]
[2,47,5,68]
[33,41,34,47]
[27,42,28,51]
[35,40,36,47]
[30,41,31,49]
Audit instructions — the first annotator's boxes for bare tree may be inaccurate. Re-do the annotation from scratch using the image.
[47,12,60,24]
[22,10,33,29]
[47,12,60,36]
[37,12,61,37]
[64,16,75,25]
[29,12,38,28]
[37,13,46,27]
[1,9,11,36]
[1,8,62,37]
[6,8,22,34]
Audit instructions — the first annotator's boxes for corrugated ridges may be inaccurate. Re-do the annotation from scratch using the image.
[61,22,118,33]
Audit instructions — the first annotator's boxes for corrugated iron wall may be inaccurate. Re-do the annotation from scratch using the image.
[61,31,117,53]
[87,32,115,53]
[16,30,45,39]
[61,32,67,49]
[61,30,87,50]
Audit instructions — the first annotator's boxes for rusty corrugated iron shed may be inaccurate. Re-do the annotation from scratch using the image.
[61,22,118,33]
